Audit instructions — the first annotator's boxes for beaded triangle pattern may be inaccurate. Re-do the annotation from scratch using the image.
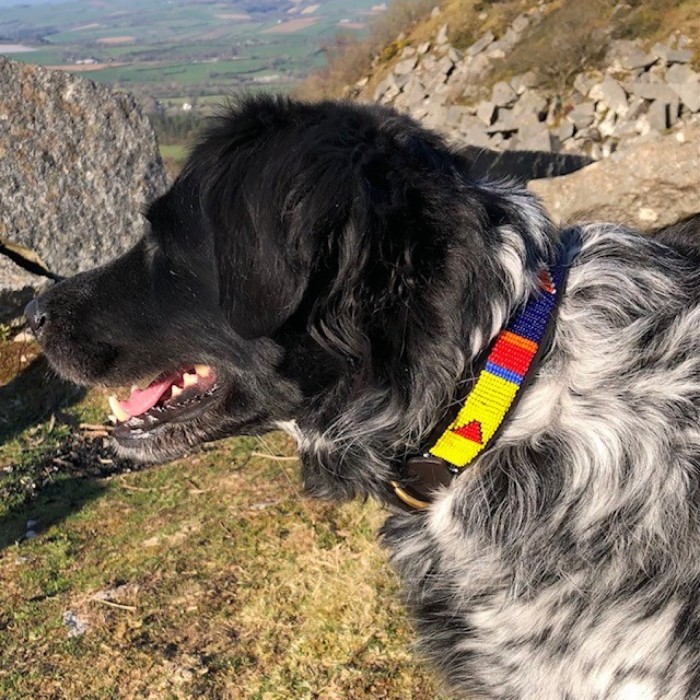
[430,265,564,469]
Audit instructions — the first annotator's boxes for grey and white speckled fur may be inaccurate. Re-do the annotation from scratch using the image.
[379,223,700,699]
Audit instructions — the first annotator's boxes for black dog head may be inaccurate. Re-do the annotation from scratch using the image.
[28,95,552,499]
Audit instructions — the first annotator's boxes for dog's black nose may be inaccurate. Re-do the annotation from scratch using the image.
[24,297,47,337]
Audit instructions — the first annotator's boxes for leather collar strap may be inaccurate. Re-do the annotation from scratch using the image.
[391,234,578,510]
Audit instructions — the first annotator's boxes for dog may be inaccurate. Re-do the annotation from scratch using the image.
[25,95,700,699]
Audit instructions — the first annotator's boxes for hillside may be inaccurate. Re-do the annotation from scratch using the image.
[305,0,700,98]
[301,0,700,158]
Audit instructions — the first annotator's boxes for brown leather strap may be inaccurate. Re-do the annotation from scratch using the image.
[391,455,458,510]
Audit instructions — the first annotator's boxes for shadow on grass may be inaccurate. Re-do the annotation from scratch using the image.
[0,475,108,551]
[0,426,142,553]
[0,352,86,445]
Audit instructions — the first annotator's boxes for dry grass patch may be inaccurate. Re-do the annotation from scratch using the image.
[0,333,446,699]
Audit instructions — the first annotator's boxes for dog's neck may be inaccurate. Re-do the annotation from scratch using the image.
[289,188,570,506]
[391,236,577,509]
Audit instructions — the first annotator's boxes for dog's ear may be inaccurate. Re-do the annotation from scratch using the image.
[215,224,314,339]
[210,198,313,339]
[184,128,317,339]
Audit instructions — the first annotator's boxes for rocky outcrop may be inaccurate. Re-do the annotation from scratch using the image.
[529,124,700,230]
[353,14,700,161]
[0,56,168,282]
[0,56,169,321]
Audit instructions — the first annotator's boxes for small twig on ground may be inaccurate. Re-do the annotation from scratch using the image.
[83,430,110,439]
[251,451,299,462]
[80,423,113,433]
[91,597,138,611]
[255,435,312,516]
[186,477,213,494]
[346,632,378,668]
[117,477,168,492]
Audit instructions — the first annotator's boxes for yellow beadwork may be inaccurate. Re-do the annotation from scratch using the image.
[431,372,519,467]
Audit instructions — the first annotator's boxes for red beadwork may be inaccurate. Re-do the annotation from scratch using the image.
[454,420,484,444]
[489,337,536,376]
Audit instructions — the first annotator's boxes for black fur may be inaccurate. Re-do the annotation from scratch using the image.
[28,95,700,698]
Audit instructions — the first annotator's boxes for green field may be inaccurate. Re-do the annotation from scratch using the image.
[0,0,385,107]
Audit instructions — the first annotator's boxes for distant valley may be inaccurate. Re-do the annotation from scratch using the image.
[0,0,385,112]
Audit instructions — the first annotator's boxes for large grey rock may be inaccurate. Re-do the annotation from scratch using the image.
[512,90,548,121]
[671,82,700,113]
[445,105,469,127]
[568,102,596,129]
[0,57,168,278]
[486,108,520,134]
[610,40,657,71]
[403,77,428,108]
[375,75,400,102]
[530,125,700,230]
[394,57,418,76]
[492,80,517,107]
[476,101,497,125]
[460,123,492,148]
[651,42,692,65]
[467,31,494,57]
[437,55,455,78]
[557,120,575,141]
[666,63,698,84]
[627,81,678,104]
[647,99,671,131]
[589,77,628,116]
[511,122,553,152]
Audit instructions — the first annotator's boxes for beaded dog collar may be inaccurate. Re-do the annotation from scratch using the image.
[391,243,571,510]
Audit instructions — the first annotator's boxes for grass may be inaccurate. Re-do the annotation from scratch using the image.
[159,144,190,180]
[0,331,446,699]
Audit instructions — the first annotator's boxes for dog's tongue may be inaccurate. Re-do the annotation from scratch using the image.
[120,374,178,416]
[107,365,214,423]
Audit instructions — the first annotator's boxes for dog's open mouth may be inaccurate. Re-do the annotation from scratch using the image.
[109,364,219,441]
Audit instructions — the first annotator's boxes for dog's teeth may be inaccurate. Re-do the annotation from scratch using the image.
[171,385,183,399]
[131,385,139,393]
[194,364,211,377]
[183,372,198,388]
[108,395,130,422]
